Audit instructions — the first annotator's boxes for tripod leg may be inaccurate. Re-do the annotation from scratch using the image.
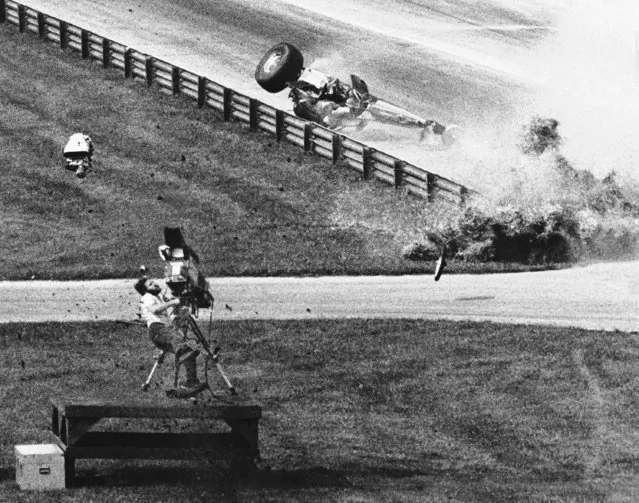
[214,359,237,395]
[186,315,236,395]
[174,360,180,388]
[186,315,216,357]
[142,350,166,391]
[142,360,159,391]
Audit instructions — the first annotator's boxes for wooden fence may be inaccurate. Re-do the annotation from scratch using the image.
[0,0,471,205]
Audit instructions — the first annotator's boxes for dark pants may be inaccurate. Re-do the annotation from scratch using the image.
[148,322,198,383]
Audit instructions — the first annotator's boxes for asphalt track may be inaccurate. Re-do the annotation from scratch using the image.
[8,1,638,332]
[1,261,637,332]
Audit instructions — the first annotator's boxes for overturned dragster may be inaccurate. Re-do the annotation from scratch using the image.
[255,42,461,145]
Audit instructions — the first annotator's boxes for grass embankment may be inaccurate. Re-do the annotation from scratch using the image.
[0,23,562,281]
[2,319,639,502]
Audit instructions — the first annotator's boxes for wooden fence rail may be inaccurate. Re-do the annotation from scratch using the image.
[0,0,472,205]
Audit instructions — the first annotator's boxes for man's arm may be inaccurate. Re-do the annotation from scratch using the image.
[143,295,180,315]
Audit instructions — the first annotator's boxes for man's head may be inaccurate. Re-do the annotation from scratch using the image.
[134,278,161,296]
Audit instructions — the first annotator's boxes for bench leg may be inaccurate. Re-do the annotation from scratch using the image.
[230,457,257,484]
[65,456,75,488]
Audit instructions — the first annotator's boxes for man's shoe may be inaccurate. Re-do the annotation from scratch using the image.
[167,381,208,399]
[180,378,204,389]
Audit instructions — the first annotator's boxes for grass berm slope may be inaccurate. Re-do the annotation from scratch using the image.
[0,23,556,281]
[0,23,435,280]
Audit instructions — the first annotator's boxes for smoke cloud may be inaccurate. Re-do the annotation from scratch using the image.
[528,0,639,180]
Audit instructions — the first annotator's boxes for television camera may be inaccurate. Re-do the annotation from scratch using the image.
[159,227,215,315]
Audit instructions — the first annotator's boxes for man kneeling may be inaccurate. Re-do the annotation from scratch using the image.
[134,277,204,393]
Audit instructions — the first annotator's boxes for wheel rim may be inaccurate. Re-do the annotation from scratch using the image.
[263,52,282,73]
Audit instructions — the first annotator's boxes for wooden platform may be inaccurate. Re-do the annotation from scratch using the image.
[49,398,262,486]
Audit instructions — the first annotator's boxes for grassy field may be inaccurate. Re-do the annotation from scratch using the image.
[2,319,639,502]
[0,23,562,282]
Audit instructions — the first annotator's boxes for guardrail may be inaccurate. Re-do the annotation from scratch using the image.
[1,0,471,205]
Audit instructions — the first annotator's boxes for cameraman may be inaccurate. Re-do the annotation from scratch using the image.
[134,277,202,390]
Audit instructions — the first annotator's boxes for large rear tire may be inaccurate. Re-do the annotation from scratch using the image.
[255,43,304,93]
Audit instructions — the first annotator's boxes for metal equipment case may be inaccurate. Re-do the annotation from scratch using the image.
[15,444,65,490]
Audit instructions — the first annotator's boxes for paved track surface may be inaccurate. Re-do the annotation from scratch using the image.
[9,1,637,332]
[1,261,637,332]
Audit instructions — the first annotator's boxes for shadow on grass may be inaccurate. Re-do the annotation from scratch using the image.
[73,463,353,490]
[74,462,228,489]
[252,466,352,489]
[0,467,14,484]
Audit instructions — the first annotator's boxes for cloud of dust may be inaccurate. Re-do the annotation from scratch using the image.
[289,0,639,260]
[476,1,639,262]
[528,0,639,180]
[450,0,639,212]
[305,52,349,77]
[292,0,639,220]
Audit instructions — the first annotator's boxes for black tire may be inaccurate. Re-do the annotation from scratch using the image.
[434,250,446,281]
[255,43,304,93]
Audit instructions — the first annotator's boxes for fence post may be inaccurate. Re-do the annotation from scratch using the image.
[81,30,89,59]
[275,110,285,142]
[145,57,154,87]
[59,21,67,49]
[124,49,133,78]
[459,186,468,207]
[426,172,436,202]
[102,38,110,68]
[18,4,26,32]
[249,99,259,131]
[362,147,373,180]
[331,133,341,164]
[37,12,45,38]
[394,160,404,188]
[303,123,314,152]
[197,76,206,107]
[172,66,181,96]
[0,0,6,24]
[223,88,233,121]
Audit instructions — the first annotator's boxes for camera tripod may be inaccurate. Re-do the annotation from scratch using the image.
[178,310,236,396]
[141,310,236,398]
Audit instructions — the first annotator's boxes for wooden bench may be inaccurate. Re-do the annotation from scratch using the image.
[49,398,262,486]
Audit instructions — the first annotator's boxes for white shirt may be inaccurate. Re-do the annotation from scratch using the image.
[139,293,173,327]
